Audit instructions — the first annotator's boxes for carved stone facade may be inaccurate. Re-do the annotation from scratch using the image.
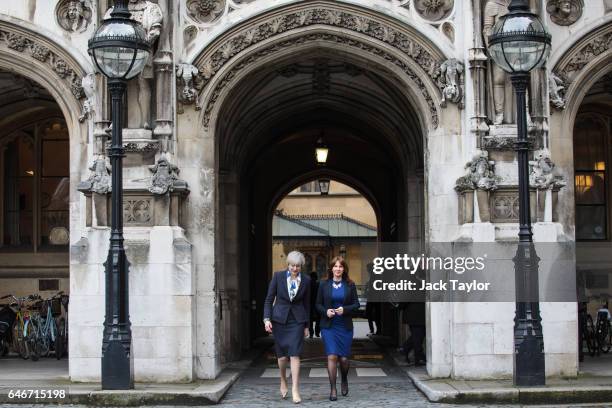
[55,0,92,33]
[546,0,583,26]
[3,0,607,386]
[414,0,454,21]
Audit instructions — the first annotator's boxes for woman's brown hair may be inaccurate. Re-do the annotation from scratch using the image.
[327,256,353,284]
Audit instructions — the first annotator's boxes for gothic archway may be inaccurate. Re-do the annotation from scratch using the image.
[181,1,459,379]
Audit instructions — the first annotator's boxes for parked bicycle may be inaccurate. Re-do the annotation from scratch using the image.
[1,294,40,360]
[0,302,16,357]
[31,292,63,359]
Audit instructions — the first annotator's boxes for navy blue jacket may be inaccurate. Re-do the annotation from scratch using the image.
[316,279,360,330]
[264,271,311,326]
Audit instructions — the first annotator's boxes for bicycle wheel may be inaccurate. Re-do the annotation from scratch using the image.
[14,321,28,359]
[600,325,610,354]
[55,318,64,360]
[26,320,40,361]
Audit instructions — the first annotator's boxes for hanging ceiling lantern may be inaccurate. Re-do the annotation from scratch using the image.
[318,179,330,195]
[315,137,328,165]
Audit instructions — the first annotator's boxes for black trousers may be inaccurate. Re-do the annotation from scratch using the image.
[366,302,379,333]
[404,324,426,362]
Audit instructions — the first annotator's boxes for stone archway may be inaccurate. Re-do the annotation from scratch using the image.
[547,20,612,377]
[180,1,462,380]
[0,18,90,380]
[550,21,612,236]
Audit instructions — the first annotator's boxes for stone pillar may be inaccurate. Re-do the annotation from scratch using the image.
[153,0,173,157]
[469,0,489,146]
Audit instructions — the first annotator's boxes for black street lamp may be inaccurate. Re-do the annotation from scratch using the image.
[88,0,150,390]
[487,0,551,387]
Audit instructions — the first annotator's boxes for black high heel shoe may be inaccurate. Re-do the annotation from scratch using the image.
[341,380,348,396]
[329,385,338,401]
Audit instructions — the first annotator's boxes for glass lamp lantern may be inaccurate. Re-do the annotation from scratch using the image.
[88,2,151,80]
[487,3,551,74]
[315,137,329,165]
[318,179,330,195]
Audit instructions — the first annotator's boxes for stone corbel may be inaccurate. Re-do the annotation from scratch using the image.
[77,157,112,227]
[439,58,464,109]
[176,63,203,113]
[149,157,188,195]
[455,151,501,224]
[549,71,567,110]
[529,149,566,191]
[529,150,566,223]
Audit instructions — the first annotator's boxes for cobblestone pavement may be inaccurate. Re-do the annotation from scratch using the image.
[218,338,501,408]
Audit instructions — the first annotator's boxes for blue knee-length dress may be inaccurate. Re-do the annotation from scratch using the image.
[321,283,353,356]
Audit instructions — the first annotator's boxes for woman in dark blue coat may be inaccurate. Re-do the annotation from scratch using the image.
[263,251,311,404]
[316,256,360,401]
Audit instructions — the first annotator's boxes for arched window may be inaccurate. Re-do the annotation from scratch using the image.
[1,119,69,250]
[574,113,609,240]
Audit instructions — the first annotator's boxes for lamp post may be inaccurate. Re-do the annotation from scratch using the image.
[88,0,150,390]
[487,0,551,386]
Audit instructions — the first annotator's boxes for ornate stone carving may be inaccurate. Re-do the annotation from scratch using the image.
[79,73,95,122]
[482,135,536,150]
[455,151,501,192]
[555,29,612,82]
[194,6,444,96]
[414,0,453,21]
[124,141,159,153]
[149,158,188,195]
[105,0,163,129]
[30,44,50,62]
[176,63,203,111]
[483,0,511,125]
[56,0,92,33]
[186,0,226,24]
[201,32,440,128]
[439,58,463,108]
[546,0,583,26]
[548,71,566,110]
[492,193,519,222]
[529,150,566,190]
[0,28,84,101]
[78,158,111,194]
[124,199,152,225]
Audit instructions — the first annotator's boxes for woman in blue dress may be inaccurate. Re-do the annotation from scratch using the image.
[316,256,360,401]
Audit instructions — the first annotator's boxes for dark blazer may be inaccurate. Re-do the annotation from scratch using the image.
[263,271,311,326]
[316,279,360,330]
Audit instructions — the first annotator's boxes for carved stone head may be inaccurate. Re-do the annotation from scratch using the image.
[546,0,583,26]
[67,1,83,21]
[56,0,91,33]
